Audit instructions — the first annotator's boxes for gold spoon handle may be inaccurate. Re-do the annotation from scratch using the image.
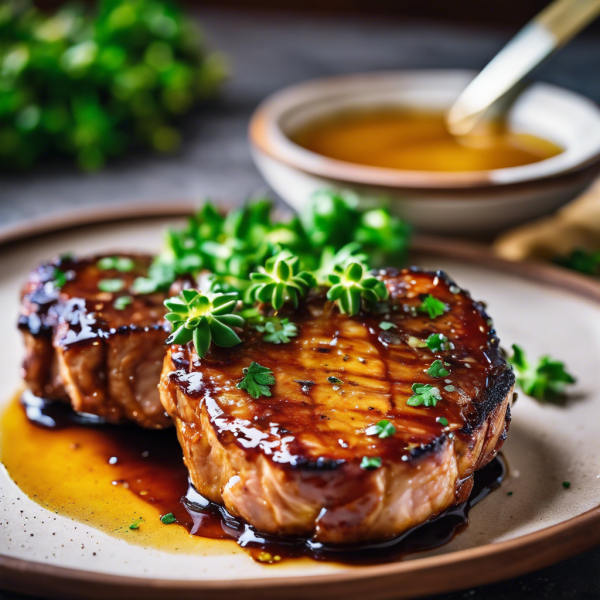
[446,0,600,136]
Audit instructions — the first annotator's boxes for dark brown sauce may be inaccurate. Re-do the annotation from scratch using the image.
[21,391,506,564]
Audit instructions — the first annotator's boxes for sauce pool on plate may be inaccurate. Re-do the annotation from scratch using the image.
[292,110,563,172]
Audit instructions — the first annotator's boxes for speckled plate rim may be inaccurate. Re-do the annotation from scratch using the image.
[1,203,600,600]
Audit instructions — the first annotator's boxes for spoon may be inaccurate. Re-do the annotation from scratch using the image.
[446,0,600,137]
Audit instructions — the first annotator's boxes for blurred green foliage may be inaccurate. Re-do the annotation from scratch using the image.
[0,0,226,170]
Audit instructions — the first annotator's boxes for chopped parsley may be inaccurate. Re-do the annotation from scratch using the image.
[129,517,142,530]
[509,344,575,401]
[98,278,125,293]
[426,333,451,352]
[51,267,67,289]
[436,416,449,427]
[327,376,343,385]
[114,295,133,310]
[236,362,276,399]
[419,294,447,319]
[562,481,571,489]
[407,383,441,407]
[255,318,297,344]
[97,256,135,272]
[160,513,177,524]
[366,419,396,438]
[360,456,382,470]
[427,359,450,378]
[379,321,397,331]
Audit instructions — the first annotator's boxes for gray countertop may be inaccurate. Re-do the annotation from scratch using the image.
[1,8,600,600]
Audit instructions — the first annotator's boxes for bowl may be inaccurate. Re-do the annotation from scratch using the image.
[249,70,600,234]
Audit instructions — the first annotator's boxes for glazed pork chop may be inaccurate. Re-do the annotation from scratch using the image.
[160,267,514,544]
[19,254,174,428]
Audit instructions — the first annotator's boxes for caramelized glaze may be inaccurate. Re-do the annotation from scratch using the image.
[0,393,505,563]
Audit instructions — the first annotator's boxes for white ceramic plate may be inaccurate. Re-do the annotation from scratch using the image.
[1,208,600,600]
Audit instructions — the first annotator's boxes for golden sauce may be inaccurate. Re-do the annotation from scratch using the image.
[292,110,563,172]
[1,393,506,563]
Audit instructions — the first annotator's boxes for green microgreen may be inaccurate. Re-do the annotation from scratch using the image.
[366,419,395,438]
[426,333,451,352]
[437,416,449,427]
[164,289,243,358]
[554,248,600,276]
[98,278,125,293]
[326,262,388,316]
[427,359,450,378]
[379,321,397,331]
[129,517,142,530]
[419,294,448,319]
[236,362,276,399]
[508,344,575,401]
[160,513,176,524]
[114,295,133,310]
[247,251,315,310]
[255,318,297,344]
[360,456,382,470]
[97,256,135,272]
[407,383,442,407]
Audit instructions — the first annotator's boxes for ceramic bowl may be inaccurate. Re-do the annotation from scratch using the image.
[249,70,600,234]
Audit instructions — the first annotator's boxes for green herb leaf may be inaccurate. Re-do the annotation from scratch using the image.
[366,419,395,438]
[129,517,142,530]
[236,362,276,399]
[51,267,67,289]
[427,359,450,378]
[419,294,447,319]
[508,344,575,401]
[160,513,176,524]
[97,256,135,272]
[98,278,125,293]
[379,321,397,331]
[114,295,133,310]
[407,383,442,407]
[255,317,297,344]
[326,262,388,315]
[360,456,382,470]
[554,248,600,276]
[436,416,449,427]
[164,289,243,357]
[327,376,343,385]
[426,333,451,352]
[562,481,571,489]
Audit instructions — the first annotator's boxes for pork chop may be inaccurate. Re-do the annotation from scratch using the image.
[19,253,175,428]
[160,267,514,543]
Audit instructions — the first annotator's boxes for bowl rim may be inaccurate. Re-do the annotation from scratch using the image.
[248,69,600,194]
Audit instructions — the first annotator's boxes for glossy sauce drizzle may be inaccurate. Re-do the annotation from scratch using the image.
[1,392,506,564]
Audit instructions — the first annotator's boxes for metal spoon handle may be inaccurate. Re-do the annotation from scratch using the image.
[446,0,600,136]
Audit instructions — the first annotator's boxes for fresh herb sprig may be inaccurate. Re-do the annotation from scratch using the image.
[407,383,442,407]
[164,289,243,357]
[254,318,297,344]
[508,344,575,401]
[236,362,275,399]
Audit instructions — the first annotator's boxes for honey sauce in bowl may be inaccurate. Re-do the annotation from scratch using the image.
[292,110,563,173]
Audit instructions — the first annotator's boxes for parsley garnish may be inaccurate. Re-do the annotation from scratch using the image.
[426,333,451,352]
[360,456,382,470]
[436,416,449,426]
[407,383,441,407]
[164,290,243,358]
[98,278,125,293]
[366,419,395,438]
[419,294,447,319]
[236,362,276,399]
[97,256,135,272]
[51,267,67,289]
[114,295,133,310]
[129,517,142,530]
[160,513,176,524]
[255,318,297,344]
[508,344,575,401]
[327,376,343,385]
[427,359,450,378]
[379,321,397,331]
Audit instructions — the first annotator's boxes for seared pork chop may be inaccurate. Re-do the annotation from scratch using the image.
[160,267,514,543]
[19,254,175,428]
